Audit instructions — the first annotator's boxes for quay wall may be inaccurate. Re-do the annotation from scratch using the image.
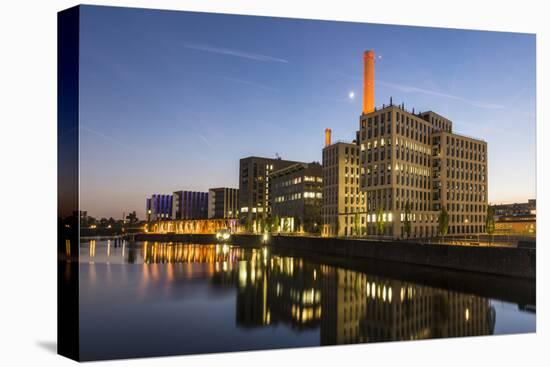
[133,233,535,279]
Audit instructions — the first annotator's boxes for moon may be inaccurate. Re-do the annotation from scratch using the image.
[348,91,355,99]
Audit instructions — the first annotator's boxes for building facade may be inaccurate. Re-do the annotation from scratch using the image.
[357,103,488,238]
[322,141,366,237]
[208,187,239,219]
[492,199,536,217]
[146,194,173,221]
[270,162,323,233]
[494,215,536,235]
[172,191,208,220]
[238,156,298,231]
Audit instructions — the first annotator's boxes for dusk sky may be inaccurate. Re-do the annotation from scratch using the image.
[79,5,536,219]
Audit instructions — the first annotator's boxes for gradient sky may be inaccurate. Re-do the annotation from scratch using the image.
[79,5,536,219]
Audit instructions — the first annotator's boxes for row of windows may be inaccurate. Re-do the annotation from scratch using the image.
[445,135,486,153]
[446,159,486,172]
[274,192,322,202]
[272,176,318,188]
[445,181,486,193]
[445,202,487,213]
[363,171,432,190]
[445,169,486,182]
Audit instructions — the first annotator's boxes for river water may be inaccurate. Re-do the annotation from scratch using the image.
[78,239,535,360]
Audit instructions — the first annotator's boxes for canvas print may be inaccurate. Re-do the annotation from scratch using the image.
[58,5,536,361]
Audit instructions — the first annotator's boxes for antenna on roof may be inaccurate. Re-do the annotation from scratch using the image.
[390,96,393,106]
[275,152,281,160]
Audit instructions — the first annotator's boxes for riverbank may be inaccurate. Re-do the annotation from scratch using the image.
[133,233,536,279]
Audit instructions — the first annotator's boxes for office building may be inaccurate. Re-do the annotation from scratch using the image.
[239,156,298,231]
[270,162,323,233]
[494,214,536,235]
[492,199,536,217]
[208,187,239,219]
[348,51,487,238]
[322,135,366,237]
[172,190,208,220]
[146,194,173,221]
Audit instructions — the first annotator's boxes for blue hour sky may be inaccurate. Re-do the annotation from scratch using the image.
[78,5,536,219]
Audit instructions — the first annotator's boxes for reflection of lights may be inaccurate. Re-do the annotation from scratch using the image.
[465,308,470,321]
[388,287,393,303]
[65,239,71,257]
[382,286,387,302]
[222,244,229,255]
[89,240,96,262]
[313,269,317,280]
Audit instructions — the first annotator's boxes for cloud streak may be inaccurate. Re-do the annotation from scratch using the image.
[217,75,278,92]
[378,80,505,110]
[81,126,139,154]
[183,43,289,63]
[333,71,504,110]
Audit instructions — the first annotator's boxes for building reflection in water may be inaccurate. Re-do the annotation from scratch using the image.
[87,241,496,346]
[320,267,495,345]
[88,240,495,345]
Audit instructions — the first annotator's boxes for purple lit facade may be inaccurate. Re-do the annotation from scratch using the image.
[146,194,173,221]
[172,191,209,220]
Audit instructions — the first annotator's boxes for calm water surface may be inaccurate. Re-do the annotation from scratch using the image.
[78,239,535,360]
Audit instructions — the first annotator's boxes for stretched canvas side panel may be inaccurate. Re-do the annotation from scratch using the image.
[57,5,80,361]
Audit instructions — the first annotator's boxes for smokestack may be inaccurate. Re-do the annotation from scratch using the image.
[363,50,375,115]
[325,128,332,147]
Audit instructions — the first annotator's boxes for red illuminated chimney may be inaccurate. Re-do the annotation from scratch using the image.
[363,50,375,114]
[325,128,332,147]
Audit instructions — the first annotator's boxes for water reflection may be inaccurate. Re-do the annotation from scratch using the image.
[79,240,533,359]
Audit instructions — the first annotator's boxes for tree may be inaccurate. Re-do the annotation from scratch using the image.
[265,215,273,232]
[485,206,495,235]
[335,217,340,237]
[282,218,289,232]
[404,202,412,238]
[294,216,301,233]
[375,207,385,235]
[274,215,280,233]
[126,211,139,225]
[438,206,449,237]
[258,216,266,233]
[354,213,360,237]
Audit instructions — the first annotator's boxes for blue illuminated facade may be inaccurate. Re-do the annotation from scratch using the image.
[146,194,173,221]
